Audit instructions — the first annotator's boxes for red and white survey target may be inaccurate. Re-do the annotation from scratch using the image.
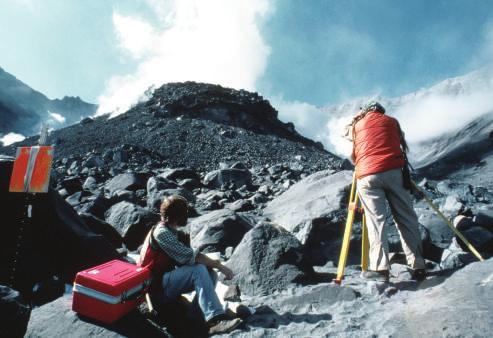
[9,146,54,193]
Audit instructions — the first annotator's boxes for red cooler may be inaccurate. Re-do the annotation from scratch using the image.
[72,259,151,324]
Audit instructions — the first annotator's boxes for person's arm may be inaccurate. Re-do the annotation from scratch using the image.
[195,253,234,280]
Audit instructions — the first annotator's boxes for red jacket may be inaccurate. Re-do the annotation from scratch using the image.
[352,111,405,179]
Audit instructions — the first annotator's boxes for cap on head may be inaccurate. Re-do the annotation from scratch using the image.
[160,195,189,226]
[360,101,385,114]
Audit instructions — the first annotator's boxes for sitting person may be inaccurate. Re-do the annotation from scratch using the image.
[143,195,242,335]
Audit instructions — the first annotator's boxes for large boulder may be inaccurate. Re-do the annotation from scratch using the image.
[147,188,196,212]
[264,169,352,243]
[203,168,252,189]
[104,201,159,250]
[190,209,254,253]
[105,173,147,197]
[263,170,352,265]
[0,285,31,338]
[79,213,124,249]
[226,222,314,296]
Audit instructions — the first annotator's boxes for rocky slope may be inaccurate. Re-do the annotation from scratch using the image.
[1,82,344,172]
[1,80,492,337]
[0,66,97,138]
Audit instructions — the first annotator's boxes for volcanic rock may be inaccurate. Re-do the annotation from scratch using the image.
[105,173,147,197]
[82,176,98,191]
[160,168,201,182]
[226,222,314,296]
[190,209,254,253]
[147,188,196,213]
[0,285,31,338]
[79,213,124,249]
[203,168,252,190]
[263,170,352,265]
[25,295,168,338]
[104,201,159,250]
[1,83,343,173]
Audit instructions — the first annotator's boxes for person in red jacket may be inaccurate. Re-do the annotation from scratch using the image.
[348,101,426,282]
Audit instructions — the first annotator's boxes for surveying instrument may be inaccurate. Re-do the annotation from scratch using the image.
[334,173,484,285]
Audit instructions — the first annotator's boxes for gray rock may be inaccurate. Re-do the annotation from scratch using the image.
[66,191,83,207]
[440,239,476,270]
[230,162,248,170]
[26,295,168,338]
[203,168,252,189]
[112,149,129,163]
[263,170,352,244]
[147,188,196,212]
[105,173,146,197]
[84,155,105,168]
[160,168,201,182]
[226,199,255,212]
[60,177,82,195]
[226,222,313,296]
[190,209,254,253]
[82,176,98,191]
[440,195,464,218]
[0,285,31,338]
[223,284,241,302]
[178,178,201,191]
[104,201,159,250]
[79,213,124,249]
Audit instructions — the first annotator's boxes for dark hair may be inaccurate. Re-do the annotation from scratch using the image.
[160,195,188,226]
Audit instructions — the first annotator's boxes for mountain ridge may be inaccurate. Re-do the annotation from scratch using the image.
[0,66,97,137]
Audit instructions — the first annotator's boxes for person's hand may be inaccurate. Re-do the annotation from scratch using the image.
[218,265,234,280]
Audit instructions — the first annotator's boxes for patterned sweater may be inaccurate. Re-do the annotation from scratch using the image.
[153,223,198,266]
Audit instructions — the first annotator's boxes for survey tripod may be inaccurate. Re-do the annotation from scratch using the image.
[334,173,484,285]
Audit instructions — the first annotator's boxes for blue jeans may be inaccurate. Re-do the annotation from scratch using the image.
[162,264,225,322]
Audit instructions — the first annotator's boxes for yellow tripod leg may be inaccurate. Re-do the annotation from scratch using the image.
[412,181,484,262]
[335,173,358,284]
[361,213,369,272]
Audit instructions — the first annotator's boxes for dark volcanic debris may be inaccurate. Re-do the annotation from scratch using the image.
[1,82,342,172]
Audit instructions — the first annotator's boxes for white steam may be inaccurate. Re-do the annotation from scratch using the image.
[97,0,272,117]
[323,70,493,160]
[1,132,25,146]
[48,112,66,124]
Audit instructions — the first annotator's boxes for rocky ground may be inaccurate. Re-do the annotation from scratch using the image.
[1,82,492,337]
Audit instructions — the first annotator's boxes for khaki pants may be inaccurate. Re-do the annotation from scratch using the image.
[357,168,425,271]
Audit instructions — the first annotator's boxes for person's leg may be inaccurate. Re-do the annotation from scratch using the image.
[382,168,425,270]
[357,174,390,271]
[162,264,225,321]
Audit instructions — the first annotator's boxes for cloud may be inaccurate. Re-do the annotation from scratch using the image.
[394,84,493,144]
[272,97,328,141]
[112,13,155,59]
[97,0,272,117]
[48,112,66,124]
[1,132,25,146]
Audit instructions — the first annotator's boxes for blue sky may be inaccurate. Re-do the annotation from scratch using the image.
[0,0,492,108]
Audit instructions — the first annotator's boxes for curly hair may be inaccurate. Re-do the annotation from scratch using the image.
[160,195,188,226]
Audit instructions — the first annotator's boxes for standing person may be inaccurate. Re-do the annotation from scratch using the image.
[144,195,242,335]
[347,101,426,282]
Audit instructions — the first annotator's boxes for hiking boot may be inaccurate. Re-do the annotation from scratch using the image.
[208,317,242,335]
[360,270,389,282]
[410,268,426,281]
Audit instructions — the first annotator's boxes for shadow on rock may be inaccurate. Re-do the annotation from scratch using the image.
[147,296,209,338]
[76,309,171,338]
[244,305,332,329]
[391,269,457,292]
